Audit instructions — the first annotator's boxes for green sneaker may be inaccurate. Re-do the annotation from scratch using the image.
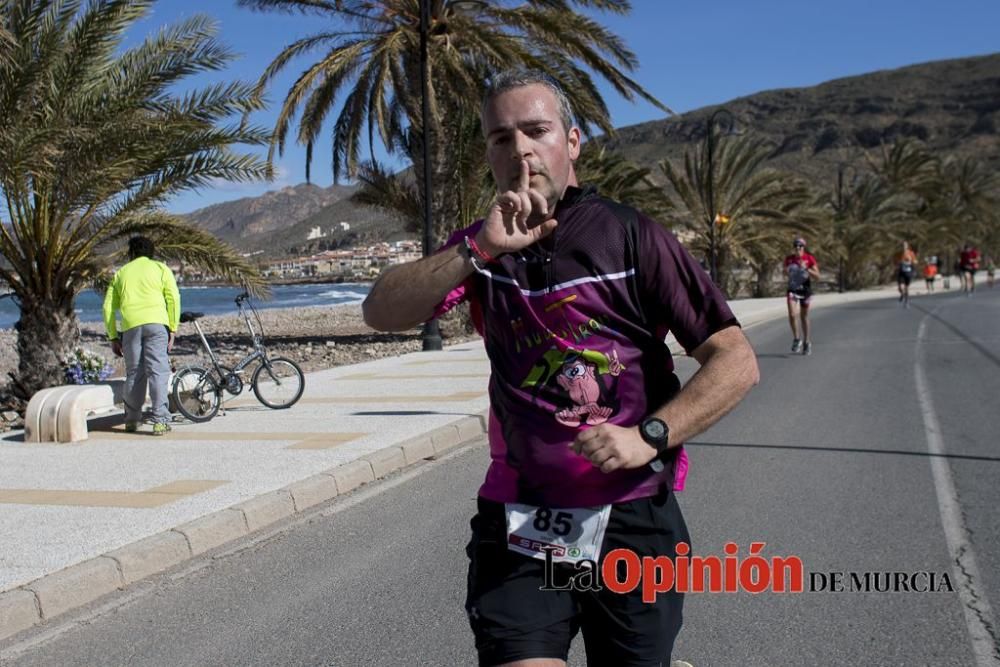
[152,422,172,436]
[124,421,139,433]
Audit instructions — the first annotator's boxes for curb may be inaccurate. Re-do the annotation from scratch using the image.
[0,411,489,643]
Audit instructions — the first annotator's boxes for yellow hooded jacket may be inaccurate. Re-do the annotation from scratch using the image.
[103,257,181,340]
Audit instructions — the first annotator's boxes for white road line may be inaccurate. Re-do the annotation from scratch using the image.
[915,307,1000,666]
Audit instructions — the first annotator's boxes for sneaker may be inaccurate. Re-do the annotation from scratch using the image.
[152,422,172,436]
[803,342,812,356]
[791,338,802,353]
[124,421,138,433]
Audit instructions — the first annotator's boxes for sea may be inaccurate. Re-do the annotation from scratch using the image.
[0,283,372,330]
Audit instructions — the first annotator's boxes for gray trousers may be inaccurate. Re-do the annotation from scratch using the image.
[122,324,170,424]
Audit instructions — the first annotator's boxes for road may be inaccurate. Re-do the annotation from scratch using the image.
[4,288,999,666]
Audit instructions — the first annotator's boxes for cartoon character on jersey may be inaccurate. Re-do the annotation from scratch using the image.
[517,346,623,427]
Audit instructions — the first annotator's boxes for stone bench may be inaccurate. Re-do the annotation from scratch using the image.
[24,385,117,443]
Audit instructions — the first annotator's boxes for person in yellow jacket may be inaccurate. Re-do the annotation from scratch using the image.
[103,237,180,435]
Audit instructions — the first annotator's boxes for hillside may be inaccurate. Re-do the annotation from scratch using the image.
[600,53,1000,186]
[181,182,407,259]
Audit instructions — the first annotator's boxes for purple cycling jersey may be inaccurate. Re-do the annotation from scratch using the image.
[434,187,737,507]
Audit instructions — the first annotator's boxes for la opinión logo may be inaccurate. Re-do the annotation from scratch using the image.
[539,542,955,602]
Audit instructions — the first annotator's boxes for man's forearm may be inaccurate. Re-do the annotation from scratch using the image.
[363,243,474,331]
[654,327,759,447]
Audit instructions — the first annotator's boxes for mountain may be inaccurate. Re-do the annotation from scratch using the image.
[242,194,411,256]
[181,53,999,257]
[599,53,1000,186]
[181,182,407,258]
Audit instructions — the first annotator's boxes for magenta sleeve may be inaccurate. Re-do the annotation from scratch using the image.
[430,221,483,319]
[634,214,738,354]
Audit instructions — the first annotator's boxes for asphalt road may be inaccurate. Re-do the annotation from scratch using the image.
[3,287,999,667]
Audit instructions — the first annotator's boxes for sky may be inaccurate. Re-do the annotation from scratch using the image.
[136,0,1000,214]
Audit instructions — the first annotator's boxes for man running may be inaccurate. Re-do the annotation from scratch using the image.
[363,69,759,667]
[959,243,980,295]
[923,256,938,293]
[784,237,819,355]
[895,241,918,307]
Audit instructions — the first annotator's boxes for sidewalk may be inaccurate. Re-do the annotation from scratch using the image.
[0,281,966,640]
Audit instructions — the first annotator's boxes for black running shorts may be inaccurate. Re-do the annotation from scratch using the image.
[898,269,913,286]
[464,488,689,667]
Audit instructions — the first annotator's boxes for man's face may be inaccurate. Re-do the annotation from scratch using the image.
[482,83,581,217]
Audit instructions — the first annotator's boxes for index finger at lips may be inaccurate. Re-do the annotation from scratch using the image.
[518,159,530,192]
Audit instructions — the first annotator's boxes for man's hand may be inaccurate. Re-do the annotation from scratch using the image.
[167,332,175,353]
[476,159,557,257]
[111,340,123,358]
[569,424,658,473]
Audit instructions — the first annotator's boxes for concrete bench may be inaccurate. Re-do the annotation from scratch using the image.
[24,385,117,443]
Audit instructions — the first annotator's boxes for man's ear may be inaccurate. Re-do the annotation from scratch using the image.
[567,126,581,160]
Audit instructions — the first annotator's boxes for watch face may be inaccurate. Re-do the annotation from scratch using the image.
[642,419,666,441]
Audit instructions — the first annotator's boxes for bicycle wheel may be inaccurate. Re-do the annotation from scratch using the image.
[252,357,305,409]
[171,366,221,422]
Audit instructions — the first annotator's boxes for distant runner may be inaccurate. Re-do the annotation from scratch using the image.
[959,243,980,295]
[923,256,938,293]
[784,237,819,356]
[895,241,918,308]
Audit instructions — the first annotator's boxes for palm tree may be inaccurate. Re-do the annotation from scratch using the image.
[0,20,13,62]
[828,175,910,289]
[934,156,1000,243]
[658,132,814,296]
[868,139,940,201]
[866,141,1000,272]
[351,102,494,243]
[238,0,667,243]
[575,143,672,220]
[0,0,272,398]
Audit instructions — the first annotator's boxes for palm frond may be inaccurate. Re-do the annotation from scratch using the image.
[0,0,271,310]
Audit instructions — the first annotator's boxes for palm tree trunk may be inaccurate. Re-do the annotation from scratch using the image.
[409,116,466,248]
[13,297,81,399]
[753,263,774,298]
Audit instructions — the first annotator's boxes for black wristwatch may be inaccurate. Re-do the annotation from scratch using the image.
[639,417,670,472]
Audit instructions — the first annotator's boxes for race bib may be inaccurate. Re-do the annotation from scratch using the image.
[505,503,612,564]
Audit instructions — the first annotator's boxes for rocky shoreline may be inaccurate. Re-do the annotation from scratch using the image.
[0,303,479,405]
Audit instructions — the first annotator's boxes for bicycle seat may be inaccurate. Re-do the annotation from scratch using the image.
[180,311,205,323]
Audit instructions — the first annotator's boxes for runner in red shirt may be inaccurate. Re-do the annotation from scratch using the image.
[959,243,981,295]
[784,237,820,355]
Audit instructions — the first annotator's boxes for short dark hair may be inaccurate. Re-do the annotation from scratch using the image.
[128,236,155,260]
[482,69,574,132]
